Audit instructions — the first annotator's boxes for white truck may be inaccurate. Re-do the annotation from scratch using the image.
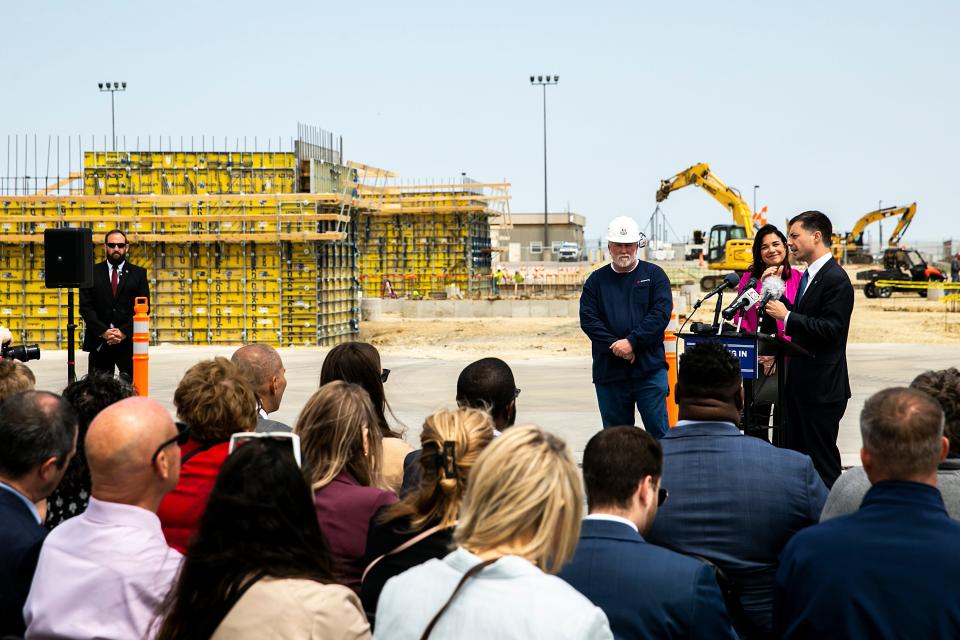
[557,242,582,262]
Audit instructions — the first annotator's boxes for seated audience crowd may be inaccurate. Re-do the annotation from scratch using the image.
[3,339,960,639]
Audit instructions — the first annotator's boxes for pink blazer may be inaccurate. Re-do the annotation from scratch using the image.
[733,268,803,338]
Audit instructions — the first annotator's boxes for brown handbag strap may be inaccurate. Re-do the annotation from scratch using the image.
[420,558,498,640]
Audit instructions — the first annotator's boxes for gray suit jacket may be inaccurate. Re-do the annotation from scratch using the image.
[255,416,292,433]
[821,460,960,521]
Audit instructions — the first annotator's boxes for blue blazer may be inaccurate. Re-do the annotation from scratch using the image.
[646,422,827,635]
[775,481,960,639]
[0,489,46,637]
[559,519,736,640]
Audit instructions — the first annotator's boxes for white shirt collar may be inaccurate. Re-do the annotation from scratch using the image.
[258,407,268,419]
[110,260,126,273]
[674,419,739,429]
[803,252,832,283]
[584,513,639,533]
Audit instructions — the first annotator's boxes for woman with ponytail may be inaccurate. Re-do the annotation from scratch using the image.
[359,407,495,624]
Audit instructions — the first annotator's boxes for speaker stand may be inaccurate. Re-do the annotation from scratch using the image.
[67,288,77,384]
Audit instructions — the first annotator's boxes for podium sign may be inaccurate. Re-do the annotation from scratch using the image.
[680,335,757,379]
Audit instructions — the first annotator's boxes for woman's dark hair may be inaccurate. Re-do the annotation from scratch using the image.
[320,342,403,438]
[749,224,793,280]
[154,439,334,640]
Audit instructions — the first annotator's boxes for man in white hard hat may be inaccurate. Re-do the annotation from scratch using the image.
[580,216,673,437]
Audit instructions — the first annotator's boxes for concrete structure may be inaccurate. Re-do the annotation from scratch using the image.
[492,212,586,263]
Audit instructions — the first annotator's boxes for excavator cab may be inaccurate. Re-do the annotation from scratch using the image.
[708,224,748,264]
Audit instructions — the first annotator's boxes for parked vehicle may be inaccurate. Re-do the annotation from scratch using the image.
[857,248,945,298]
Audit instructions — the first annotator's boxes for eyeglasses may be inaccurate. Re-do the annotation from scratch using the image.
[152,421,190,465]
[380,369,390,383]
[106,242,127,249]
[658,488,669,507]
[228,431,302,468]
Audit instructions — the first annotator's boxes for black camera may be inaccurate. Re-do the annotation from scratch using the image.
[2,343,40,362]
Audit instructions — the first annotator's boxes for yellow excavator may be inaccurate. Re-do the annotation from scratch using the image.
[831,202,917,264]
[656,162,758,290]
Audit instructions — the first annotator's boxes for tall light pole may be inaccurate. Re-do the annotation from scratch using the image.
[878,199,883,250]
[530,74,558,260]
[753,185,760,215]
[98,81,127,151]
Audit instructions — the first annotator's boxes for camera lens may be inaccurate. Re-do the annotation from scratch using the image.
[2,344,41,362]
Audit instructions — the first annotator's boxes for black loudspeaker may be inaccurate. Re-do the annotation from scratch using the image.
[44,227,95,288]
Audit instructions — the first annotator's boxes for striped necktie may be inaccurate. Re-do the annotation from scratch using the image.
[797,270,809,302]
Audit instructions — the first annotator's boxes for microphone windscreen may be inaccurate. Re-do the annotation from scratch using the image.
[760,276,787,301]
[723,272,741,289]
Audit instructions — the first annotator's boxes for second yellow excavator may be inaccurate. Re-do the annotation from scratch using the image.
[656,162,757,290]
[831,202,918,264]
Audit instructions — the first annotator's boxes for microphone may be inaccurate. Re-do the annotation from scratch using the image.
[758,276,787,310]
[693,273,741,310]
[721,277,760,320]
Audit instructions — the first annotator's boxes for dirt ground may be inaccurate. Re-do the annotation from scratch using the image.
[361,294,960,360]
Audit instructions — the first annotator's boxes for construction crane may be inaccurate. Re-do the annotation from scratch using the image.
[656,162,758,290]
[832,202,917,264]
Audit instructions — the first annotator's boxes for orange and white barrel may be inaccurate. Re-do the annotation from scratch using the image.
[132,296,150,397]
[664,311,680,427]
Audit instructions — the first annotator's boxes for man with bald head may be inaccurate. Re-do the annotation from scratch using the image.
[24,397,184,640]
[231,343,290,432]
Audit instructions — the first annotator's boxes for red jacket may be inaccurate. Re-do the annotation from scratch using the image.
[157,439,230,553]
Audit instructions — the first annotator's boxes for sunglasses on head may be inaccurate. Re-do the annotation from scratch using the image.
[151,421,190,465]
[228,431,302,468]
[106,242,127,248]
[380,369,390,383]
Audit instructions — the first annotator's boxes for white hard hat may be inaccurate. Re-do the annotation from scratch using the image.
[606,216,645,246]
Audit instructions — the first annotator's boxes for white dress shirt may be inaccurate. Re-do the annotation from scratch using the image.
[24,497,183,640]
[584,513,639,533]
[785,251,832,325]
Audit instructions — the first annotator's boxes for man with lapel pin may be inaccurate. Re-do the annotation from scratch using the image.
[765,211,854,488]
[79,229,150,379]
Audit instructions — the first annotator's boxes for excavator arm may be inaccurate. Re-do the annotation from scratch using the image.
[655,162,757,238]
[886,202,917,247]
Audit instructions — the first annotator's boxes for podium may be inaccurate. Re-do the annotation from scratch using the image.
[678,329,811,446]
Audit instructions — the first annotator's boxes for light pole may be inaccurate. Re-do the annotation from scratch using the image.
[878,199,883,251]
[98,82,127,151]
[753,185,760,215]
[530,74,558,260]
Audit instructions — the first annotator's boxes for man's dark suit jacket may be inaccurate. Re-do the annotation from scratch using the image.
[558,519,736,640]
[646,422,827,635]
[0,489,46,636]
[784,257,854,403]
[775,481,960,639]
[78,260,150,352]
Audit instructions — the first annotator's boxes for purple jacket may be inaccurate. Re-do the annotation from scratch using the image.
[313,471,396,594]
[734,268,803,338]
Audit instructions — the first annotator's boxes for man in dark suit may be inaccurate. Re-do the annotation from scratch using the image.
[0,391,78,636]
[765,211,854,487]
[558,426,735,639]
[79,229,150,378]
[646,342,827,638]
[775,387,960,638]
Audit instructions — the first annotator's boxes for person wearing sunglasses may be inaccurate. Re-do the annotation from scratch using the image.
[644,343,827,638]
[157,358,258,552]
[79,229,150,380]
[23,397,183,640]
[155,437,370,640]
[320,342,412,493]
[558,427,736,640]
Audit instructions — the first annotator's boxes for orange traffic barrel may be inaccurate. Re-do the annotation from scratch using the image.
[132,296,150,397]
[664,311,680,427]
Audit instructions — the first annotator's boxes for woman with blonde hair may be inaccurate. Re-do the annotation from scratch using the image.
[374,426,612,640]
[360,407,494,622]
[320,342,413,492]
[296,381,396,594]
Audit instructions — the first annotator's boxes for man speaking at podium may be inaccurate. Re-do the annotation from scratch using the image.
[79,230,150,379]
[765,211,853,487]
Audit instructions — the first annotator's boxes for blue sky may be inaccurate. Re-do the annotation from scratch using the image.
[2,1,957,244]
